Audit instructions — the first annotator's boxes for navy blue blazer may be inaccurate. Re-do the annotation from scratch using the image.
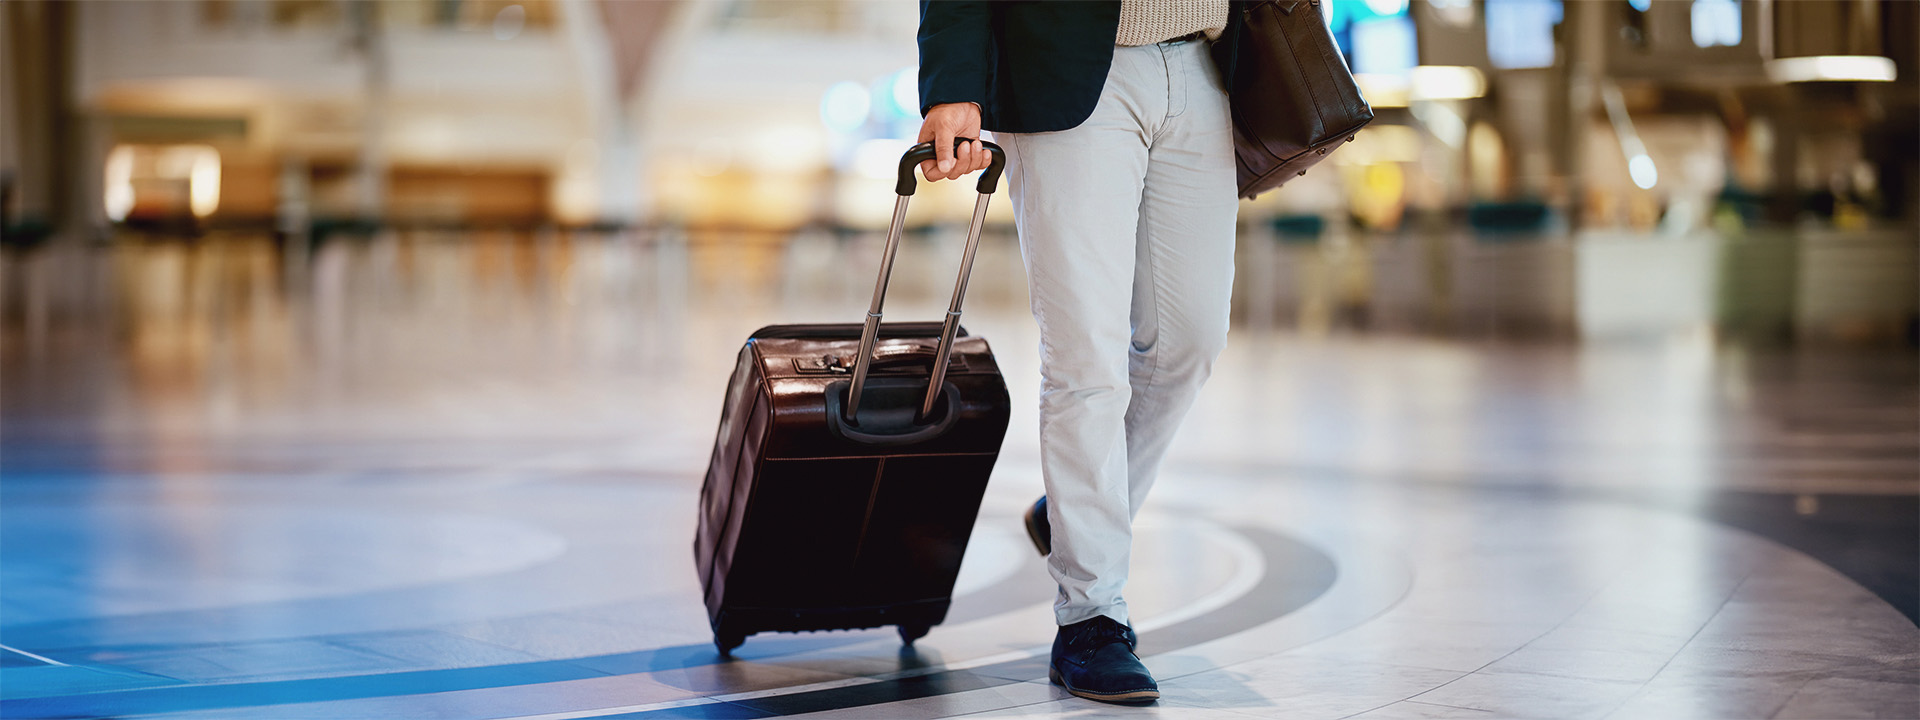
[917,1,1246,134]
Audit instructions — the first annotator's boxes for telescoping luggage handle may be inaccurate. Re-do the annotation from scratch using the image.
[847,138,1008,426]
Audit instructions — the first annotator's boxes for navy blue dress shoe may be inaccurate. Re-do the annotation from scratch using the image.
[1049,615,1159,704]
[1023,495,1051,556]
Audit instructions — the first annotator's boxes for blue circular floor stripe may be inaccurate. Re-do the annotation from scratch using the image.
[598,527,1335,719]
[0,527,1331,719]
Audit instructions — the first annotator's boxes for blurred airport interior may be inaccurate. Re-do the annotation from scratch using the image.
[1,2,1918,719]
[1,0,1915,342]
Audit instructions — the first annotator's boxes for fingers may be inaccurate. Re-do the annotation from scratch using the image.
[923,139,994,183]
[951,139,989,178]
[916,134,991,182]
[934,129,957,179]
[915,102,988,183]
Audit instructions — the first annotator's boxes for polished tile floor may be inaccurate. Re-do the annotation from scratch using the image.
[2,232,1916,719]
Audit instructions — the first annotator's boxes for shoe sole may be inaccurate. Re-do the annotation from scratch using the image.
[1050,667,1160,704]
[1023,506,1051,556]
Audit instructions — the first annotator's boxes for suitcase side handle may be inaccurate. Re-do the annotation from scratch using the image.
[825,379,963,446]
[848,140,1004,428]
[749,322,966,341]
[866,343,943,369]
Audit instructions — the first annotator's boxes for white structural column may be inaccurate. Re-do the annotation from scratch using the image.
[349,1,390,223]
[561,0,704,226]
[557,0,627,224]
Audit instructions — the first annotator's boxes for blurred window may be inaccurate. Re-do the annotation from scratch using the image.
[1350,16,1417,76]
[1690,0,1741,48]
[1486,0,1563,69]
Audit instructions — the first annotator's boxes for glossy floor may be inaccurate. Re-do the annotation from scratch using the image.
[2,232,1916,719]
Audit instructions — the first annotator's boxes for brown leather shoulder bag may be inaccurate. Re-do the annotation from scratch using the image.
[1216,0,1374,199]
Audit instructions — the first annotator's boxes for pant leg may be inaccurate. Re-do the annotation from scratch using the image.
[1123,39,1240,515]
[997,43,1165,627]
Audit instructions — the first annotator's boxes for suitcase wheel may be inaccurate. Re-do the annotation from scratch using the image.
[715,629,747,658]
[897,623,931,647]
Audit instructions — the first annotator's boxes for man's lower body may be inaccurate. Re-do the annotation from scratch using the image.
[995,37,1239,702]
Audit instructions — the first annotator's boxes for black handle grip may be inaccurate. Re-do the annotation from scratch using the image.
[896,138,1007,196]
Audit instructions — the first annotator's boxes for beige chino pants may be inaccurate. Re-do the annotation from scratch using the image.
[995,37,1240,627]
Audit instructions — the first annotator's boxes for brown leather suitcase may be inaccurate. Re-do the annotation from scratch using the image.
[694,141,1012,656]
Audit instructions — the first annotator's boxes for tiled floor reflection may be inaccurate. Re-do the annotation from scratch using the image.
[1,232,1915,719]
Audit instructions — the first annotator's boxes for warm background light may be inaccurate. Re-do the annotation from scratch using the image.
[1765,55,1899,84]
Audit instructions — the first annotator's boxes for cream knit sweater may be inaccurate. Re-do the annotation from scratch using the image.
[1115,0,1230,46]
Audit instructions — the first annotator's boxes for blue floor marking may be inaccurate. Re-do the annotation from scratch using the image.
[565,527,1335,719]
[2,527,1331,718]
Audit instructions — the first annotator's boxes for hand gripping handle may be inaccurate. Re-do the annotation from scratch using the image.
[848,139,1004,427]
[896,138,1008,196]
